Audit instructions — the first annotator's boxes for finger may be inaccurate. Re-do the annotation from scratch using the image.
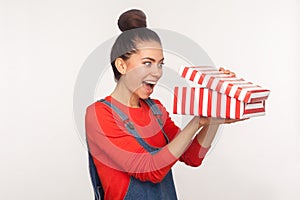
[219,68,236,77]
[224,69,231,74]
[209,117,248,125]
[224,119,236,124]
[211,117,226,124]
[225,118,248,123]
[230,72,236,77]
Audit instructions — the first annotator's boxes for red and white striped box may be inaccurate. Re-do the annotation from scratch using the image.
[173,87,266,119]
[179,66,270,103]
[173,66,270,119]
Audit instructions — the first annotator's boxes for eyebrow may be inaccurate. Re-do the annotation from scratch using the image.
[142,57,164,62]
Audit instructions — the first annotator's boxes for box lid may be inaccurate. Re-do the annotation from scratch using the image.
[179,66,270,103]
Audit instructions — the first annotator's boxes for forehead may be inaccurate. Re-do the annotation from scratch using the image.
[135,40,163,57]
[135,40,162,49]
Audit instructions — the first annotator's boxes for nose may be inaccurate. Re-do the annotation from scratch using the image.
[150,64,163,78]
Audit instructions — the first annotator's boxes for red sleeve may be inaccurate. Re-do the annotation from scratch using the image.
[153,99,210,167]
[179,138,210,167]
[85,102,178,184]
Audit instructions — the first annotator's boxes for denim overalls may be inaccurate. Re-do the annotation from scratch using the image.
[87,98,178,200]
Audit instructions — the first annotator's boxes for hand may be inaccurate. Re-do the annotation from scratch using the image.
[219,67,236,77]
[195,116,248,128]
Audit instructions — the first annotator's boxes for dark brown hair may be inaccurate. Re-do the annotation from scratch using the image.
[110,9,162,81]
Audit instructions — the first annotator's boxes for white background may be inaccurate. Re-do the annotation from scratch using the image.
[1,0,300,199]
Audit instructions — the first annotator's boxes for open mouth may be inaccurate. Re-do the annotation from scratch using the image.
[142,80,156,93]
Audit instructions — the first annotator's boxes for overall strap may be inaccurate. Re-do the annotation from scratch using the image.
[87,151,103,200]
[143,97,169,144]
[98,99,160,154]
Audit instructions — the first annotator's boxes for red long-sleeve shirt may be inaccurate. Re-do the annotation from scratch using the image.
[85,96,210,199]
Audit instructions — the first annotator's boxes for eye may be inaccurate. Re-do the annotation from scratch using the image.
[158,62,165,68]
[143,61,152,67]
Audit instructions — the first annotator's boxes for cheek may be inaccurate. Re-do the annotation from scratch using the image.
[158,69,163,78]
[124,67,146,88]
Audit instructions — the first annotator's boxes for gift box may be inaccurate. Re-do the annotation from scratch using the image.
[173,66,270,119]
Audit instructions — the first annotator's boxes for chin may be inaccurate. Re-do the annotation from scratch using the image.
[139,94,150,100]
[138,92,151,100]
[134,89,151,100]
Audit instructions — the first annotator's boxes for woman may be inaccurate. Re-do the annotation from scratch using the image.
[85,9,243,200]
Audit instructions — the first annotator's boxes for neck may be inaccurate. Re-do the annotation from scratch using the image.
[111,81,140,108]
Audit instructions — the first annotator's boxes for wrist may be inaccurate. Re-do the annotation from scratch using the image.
[192,117,203,130]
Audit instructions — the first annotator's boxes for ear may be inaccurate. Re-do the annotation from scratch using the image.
[115,58,127,75]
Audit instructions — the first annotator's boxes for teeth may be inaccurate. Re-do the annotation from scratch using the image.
[144,81,156,85]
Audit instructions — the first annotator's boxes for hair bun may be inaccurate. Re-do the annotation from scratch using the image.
[118,9,147,32]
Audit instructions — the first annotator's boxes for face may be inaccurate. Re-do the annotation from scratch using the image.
[122,40,164,100]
